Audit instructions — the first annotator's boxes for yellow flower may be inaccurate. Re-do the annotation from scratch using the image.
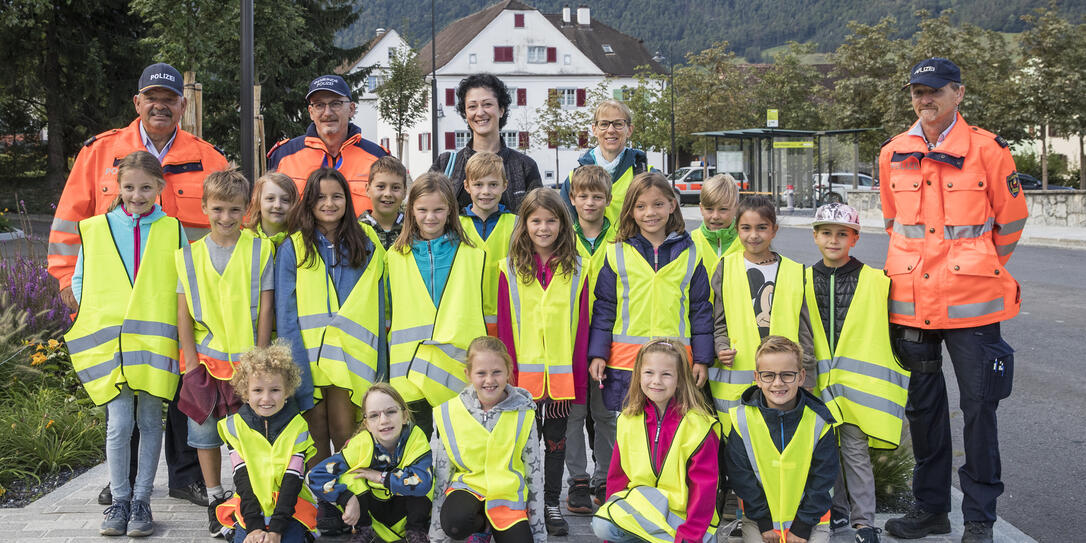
[45,419,55,429]
[47,339,60,349]
[35,343,45,352]
[31,352,47,366]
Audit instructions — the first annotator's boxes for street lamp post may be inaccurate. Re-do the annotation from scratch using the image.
[652,51,675,174]
[430,0,439,163]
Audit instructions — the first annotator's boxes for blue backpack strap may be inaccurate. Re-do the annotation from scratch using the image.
[444,150,458,178]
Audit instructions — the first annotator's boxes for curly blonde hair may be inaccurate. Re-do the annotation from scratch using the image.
[231,340,302,401]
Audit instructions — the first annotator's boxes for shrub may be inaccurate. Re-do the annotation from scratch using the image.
[871,445,915,510]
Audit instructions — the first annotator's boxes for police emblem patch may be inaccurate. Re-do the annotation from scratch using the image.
[1007,172,1021,197]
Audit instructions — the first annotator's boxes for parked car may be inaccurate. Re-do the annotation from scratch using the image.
[812,172,877,204]
[1017,173,1074,190]
[668,167,748,204]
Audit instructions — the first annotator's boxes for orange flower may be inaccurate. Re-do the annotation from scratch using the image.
[30,352,47,366]
[45,419,55,429]
[47,339,60,349]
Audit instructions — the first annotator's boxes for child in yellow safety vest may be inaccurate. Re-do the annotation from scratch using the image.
[244,171,298,247]
[593,338,721,543]
[691,173,743,280]
[496,188,591,536]
[358,156,407,251]
[215,341,318,543]
[726,336,838,543]
[305,383,433,543]
[430,337,546,542]
[67,150,186,537]
[176,169,275,536]
[459,151,517,336]
[806,204,908,543]
[387,173,486,438]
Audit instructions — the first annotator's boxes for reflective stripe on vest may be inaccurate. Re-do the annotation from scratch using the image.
[316,242,384,407]
[459,213,516,335]
[338,424,434,502]
[708,254,803,433]
[217,413,317,531]
[388,243,486,404]
[176,232,270,379]
[290,231,339,387]
[731,404,831,535]
[607,242,699,371]
[434,398,535,531]
[504,256,586,400]
[65,215,181,405]
[595,408,719,543]
[805,265,909,449]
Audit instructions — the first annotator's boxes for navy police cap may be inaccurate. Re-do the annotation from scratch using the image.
[306,75,352,101]
[138,63,184,96]
[904,57,962,90]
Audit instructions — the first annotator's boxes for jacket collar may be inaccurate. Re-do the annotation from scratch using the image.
[238,397,302,443]
[812,256,863,276]
[303,122,363,154]
[120,118,202,164]
[903,112,971,158]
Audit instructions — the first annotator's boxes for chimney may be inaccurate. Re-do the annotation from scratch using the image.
[561,5,571,24]
[375,27,385,36]
[576,5,590,26]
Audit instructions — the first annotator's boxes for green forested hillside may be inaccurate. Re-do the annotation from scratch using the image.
[340,0,1084,61]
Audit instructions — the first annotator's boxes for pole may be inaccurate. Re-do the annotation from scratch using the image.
[240,0,254,185]
[430,0,439,163]
[669,58,675,174]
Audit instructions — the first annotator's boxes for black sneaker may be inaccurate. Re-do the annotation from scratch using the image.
[208,493,230,538]
[961,521,994,543]
[566,478,594,514]
[855,525,881,543]
[317,500,350,536]
[169,480,209,506]
[884,507,951,539]
[831,509,850,531]
[98,483,113,506]
[544,505,569,536]
[592,482,607,506]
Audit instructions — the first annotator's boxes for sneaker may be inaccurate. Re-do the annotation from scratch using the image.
[317,500,350,536]
[961,521,994,543]
[855,525,881,543]
[349,525,377,543]
[884,507,951,539]
[98,483,113,506]
[208,493,230,538]
[831,509,850,532]
[100,500,130,536]
[169,479,209,506]
[127,500,154,537]
[404,528,429,543]
[566,478,594,514]
[544,505,569,536]
[592,482,607,506]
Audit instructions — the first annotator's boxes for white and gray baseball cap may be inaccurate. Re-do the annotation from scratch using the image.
[812,203,860,232]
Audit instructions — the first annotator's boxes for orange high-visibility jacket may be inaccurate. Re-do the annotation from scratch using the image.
[879,113,1027,329]
[266,123,388,215]
[48,119,228,290]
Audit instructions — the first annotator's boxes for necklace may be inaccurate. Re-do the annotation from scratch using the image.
[754,254,777,265]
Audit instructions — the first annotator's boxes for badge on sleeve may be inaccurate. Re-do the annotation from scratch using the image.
[1006,172,1021,197]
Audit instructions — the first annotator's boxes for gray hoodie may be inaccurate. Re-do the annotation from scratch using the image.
[429,385,546,542]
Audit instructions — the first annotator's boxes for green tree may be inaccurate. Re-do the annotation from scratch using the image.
[756,42,825,130]
[621,67,671,154]
[375,47,429,158]
[533,91,589,178]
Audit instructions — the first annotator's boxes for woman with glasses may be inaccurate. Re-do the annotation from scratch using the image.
[559,99,653,224]
[430,73,543,213]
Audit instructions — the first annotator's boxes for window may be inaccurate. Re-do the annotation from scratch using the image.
[454,130,471,149]
[556,88,577,107]
[602,44,614,54]
[514,13,524,27]
[507,87,520,107]
[469,53,477,64]
[366,75,385,92]
[563,54,572,65]
[494,46,513,62]
[612,87,633,101]
[419,133,431,152]
[501,131,519,148]
[388,48,396,62]
[380,137,390,150]
[528,46,547,64]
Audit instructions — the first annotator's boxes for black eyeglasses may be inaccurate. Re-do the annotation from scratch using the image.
[594,119,629,130]
[756,371,799,384]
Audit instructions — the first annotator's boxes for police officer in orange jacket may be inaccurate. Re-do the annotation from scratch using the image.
[47,62,223,508]
[266,75,388,213]
[880,58,1027,543]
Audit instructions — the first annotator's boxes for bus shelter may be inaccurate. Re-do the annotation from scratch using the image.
[692,127,880,209]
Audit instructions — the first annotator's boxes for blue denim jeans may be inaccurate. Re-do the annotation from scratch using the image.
[106,385,163,503]
[591,516,644,543]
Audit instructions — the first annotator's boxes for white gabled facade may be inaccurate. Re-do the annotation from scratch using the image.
[347,29,409,153]
[350,2,665,183]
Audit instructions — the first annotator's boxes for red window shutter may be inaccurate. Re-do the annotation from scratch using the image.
[517,88,527,106]
[548,131,557,149]
[494,46,513,62]
[514,13,524,27]
[578,131,588,148]
[576,88,586,107]
[418,134,424,151]
[445,132,455,150]
[445,88,455,106]
[518,131,529,148]
[547,47,557,63]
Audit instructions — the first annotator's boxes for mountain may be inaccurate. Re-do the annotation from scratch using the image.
[339,0,1084,63]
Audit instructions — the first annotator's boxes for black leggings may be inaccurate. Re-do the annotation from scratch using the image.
[356,493,430,533]
[440,489,533,542]
[536,413,568,507]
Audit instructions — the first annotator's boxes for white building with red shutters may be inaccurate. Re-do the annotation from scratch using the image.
[350,0,666,183]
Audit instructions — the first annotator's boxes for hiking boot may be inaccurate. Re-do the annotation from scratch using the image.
[566,478,594,514]
[404,528,429,543]
[208,493,230,538]
[592,482,608,506]
[884,507,951,539]
[854,525,881,543]
[169,479,208,506]
[544,505,569,536]
[961,521,994,543]
[317,500,350,536]
[831,509,850,531]
[100,500,130,536]
[349,525,377,543]
[126,499,154,537]
[98,483,113,506]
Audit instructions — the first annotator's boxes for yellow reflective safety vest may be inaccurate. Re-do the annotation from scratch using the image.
[574,224,616,315]
[433,397,535,531]
[690,227,742,281]
[596,408,720,543]
[805,265,909,449]
[605,241,700,371]
[335,424,434,541]
[459,213,515,335]
[315,240,384,407]
[729,402,832,540]
[252,224,288,249]
[216,411,318,532]
[502,256,587,401]
[709,254,804,431]
[176,232,272,380]
[66,214,182,405]
[387,242,486,405]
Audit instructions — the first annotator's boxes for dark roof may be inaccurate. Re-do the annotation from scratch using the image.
[417,0,665,77]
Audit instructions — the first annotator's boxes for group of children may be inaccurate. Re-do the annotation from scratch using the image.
[66,98,909,543]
